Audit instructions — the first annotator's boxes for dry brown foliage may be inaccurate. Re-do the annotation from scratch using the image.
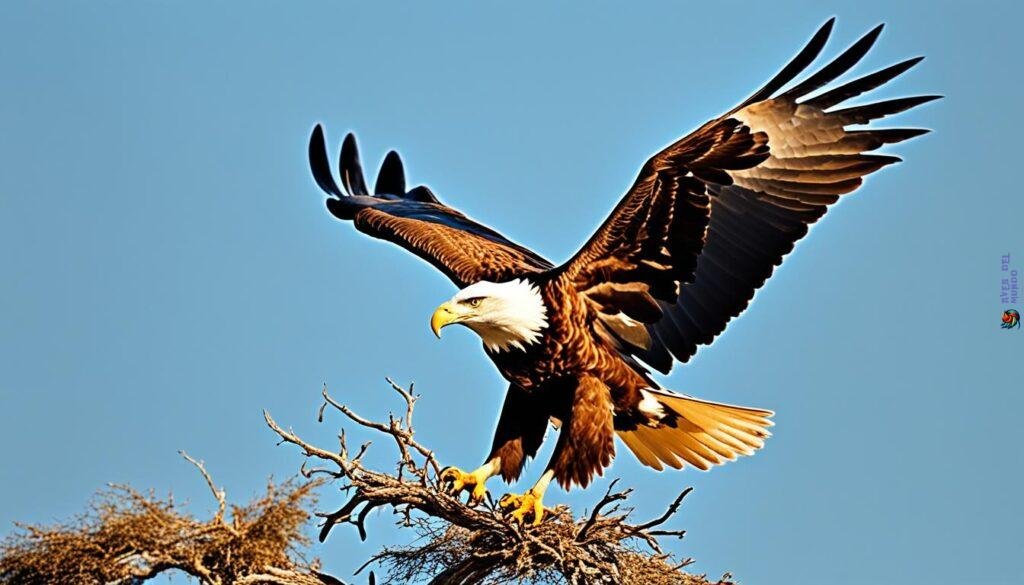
[265,379,735,585]
[0,455,337,585]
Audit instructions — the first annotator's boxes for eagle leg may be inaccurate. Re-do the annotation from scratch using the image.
[498,469,554,526]
[439,459,499,506]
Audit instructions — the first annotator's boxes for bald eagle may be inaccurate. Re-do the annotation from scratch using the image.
[308,19,936,524]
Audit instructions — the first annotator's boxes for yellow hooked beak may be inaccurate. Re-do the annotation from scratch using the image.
[430,302,460,338]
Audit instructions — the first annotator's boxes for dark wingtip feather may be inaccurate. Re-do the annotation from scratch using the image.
[374,150,407,195]
[732,17,836,112]
[832,94,943,124]
[308,124,344,197]
[889,127,931,139]
[324,196,357,220]
[806,56,926,109]
[780,22,885,101]
[407,185,441,204]
[871,153,904,165]
[340,133,369,196]
[850,128,931,149]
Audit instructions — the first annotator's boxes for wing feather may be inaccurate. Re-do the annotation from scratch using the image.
[585,20,938,371]
[310,126,552,287]
[374,150,407,196]
[544,20,936,372]
[339,133,370,196]
[805,57,926,110]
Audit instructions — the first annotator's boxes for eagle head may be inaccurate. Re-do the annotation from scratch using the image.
[430,279,548,352]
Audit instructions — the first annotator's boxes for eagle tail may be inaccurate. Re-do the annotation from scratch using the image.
[617,389,773,471]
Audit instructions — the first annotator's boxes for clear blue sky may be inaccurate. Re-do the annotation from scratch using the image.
[1,2,1020,584]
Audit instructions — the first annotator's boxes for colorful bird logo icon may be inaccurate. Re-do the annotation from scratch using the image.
[1002,309,1021,329]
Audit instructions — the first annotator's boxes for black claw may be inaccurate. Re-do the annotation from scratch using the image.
[438,466,458,495]
[497,494,515,511]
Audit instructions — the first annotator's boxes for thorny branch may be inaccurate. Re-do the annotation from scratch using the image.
[266,379,734,585]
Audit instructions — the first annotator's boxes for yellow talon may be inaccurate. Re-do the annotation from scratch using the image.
[498,490,547,526]
[439,466,489,506]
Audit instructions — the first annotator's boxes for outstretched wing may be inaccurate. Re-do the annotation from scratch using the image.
[556,19,938,373]
[555,118,769,353]
[309,125,552,287]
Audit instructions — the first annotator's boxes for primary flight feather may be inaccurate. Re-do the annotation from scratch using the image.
[307,19,937,524]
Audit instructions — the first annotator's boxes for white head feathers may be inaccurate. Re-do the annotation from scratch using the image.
[452,279,548,352]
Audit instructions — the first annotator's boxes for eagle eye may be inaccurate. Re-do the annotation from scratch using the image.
[463,297,483,308]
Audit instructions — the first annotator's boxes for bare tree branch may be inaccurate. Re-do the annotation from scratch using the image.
[267,379,734,585]
[178,450,237,534]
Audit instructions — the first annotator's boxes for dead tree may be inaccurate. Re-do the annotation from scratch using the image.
[265,379,734,585]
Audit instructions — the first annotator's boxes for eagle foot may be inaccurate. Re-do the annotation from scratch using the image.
[439,466,489,506]
[498,490,547,526]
